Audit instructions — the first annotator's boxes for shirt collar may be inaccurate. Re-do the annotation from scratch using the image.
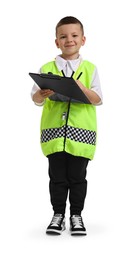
[55,55,83,72]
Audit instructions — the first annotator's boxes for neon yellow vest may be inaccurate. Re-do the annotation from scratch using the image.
[40,60,97,160]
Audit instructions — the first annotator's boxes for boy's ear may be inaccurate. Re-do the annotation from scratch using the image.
[82,36,86,46]
[55,39,59,48]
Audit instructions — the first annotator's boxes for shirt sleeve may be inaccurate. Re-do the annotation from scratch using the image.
[30,68,41,98]
[91,68,103,105]
[30,69,45,106]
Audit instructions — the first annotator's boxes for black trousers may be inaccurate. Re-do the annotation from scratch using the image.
[47,152,89,216]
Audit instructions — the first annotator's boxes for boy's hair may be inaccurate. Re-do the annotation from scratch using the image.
[56,16,84,36]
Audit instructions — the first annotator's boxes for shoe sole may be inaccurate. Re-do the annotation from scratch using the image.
[46,230,62,235]
[70,231,87,236]
[46,226,66,235]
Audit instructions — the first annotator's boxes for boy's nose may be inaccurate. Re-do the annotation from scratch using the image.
[66,36,73,42]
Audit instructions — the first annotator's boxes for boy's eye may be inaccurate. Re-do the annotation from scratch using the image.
[60,36,66,39]
[59,35,78,39]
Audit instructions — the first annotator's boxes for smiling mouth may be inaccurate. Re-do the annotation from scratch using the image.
[65,45,75,47]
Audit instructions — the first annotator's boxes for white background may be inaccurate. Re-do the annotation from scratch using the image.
[0,0,137,259]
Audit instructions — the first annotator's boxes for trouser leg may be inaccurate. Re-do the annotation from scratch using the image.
[48,152,68,215]
[66,153,89,216]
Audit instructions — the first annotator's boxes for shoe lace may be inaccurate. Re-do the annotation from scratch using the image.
[71,215,83,227]
[51,214,63,226]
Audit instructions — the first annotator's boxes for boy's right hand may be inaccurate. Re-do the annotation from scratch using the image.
[32,89,54,103]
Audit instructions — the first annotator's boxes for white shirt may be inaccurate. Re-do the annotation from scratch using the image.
[31,55,103,105]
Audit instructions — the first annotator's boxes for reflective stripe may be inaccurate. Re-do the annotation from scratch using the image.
[41,125,96,145]
[41,126,66,142]
[66,125,96,145]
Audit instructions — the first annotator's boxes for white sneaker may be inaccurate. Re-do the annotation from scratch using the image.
[46,214,66,235]
[70,215,87,235]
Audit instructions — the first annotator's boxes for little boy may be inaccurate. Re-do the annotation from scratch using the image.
[31,16,103,235]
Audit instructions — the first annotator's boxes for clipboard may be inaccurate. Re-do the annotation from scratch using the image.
[29,72,91,104]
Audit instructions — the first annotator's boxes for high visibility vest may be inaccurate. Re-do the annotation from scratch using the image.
[40,60,97,160]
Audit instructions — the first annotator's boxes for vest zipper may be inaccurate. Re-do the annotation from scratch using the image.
[61,70,74,151]
[63,99,71,151]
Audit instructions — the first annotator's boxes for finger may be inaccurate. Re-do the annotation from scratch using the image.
[40,89,50,93]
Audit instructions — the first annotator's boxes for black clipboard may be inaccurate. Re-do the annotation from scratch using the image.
[29,72,91,104]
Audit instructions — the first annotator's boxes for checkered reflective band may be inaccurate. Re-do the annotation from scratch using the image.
[41,126,66,142]
[41,125,96,145]
[66,125,96,145]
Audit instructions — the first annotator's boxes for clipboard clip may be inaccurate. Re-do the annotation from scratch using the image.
[40,73,61,80]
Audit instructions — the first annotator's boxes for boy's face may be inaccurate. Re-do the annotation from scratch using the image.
[55,23,86,60]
